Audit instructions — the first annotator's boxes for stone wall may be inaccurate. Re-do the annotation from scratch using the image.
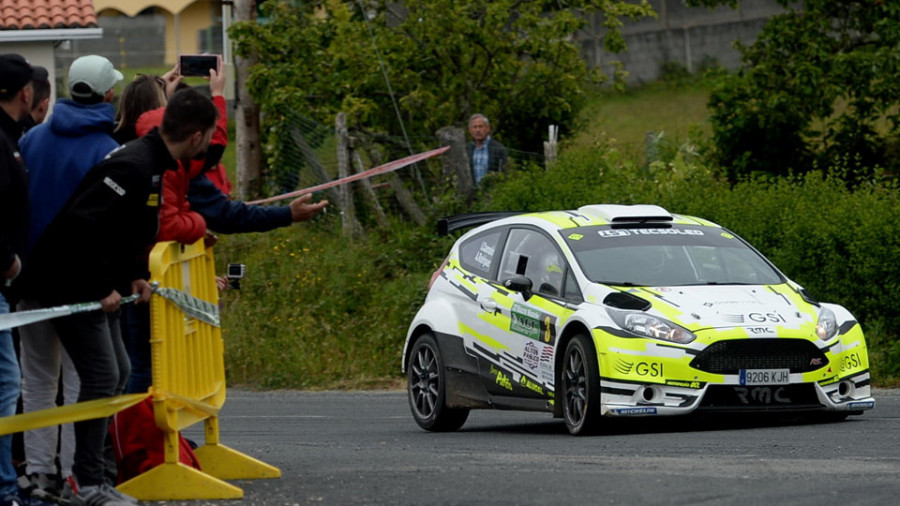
[577,0,790,83]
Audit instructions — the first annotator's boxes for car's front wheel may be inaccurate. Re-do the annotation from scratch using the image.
[407,333,469,432]
[560,333,601,435]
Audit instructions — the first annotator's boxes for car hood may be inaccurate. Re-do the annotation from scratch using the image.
[608,284,817,332]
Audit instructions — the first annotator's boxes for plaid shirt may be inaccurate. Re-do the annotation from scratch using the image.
[471,137,492,184]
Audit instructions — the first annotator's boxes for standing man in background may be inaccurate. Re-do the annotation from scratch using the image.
[466,113,508,185]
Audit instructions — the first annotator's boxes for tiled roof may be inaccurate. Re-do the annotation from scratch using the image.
[0,0,98,30]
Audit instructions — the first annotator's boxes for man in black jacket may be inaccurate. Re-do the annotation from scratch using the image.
[0,53,47,506]
[17,88,218,506]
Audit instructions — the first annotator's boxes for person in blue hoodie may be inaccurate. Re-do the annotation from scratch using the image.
[16,55,123,505]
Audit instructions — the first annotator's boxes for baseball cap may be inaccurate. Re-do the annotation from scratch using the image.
[68,55,123,98]
[0,53,41,98]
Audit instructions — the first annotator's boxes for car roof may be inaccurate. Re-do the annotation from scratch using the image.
[461,205,721,235]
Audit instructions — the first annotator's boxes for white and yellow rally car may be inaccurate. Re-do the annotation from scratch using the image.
[402,204,874,435]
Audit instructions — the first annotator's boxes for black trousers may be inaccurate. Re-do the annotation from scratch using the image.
[50,310,129,487]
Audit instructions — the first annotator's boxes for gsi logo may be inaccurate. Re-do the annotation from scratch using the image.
[635,362,664,377]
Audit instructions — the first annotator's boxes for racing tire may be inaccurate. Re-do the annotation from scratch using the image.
[407,333,469,432]
[560,333,602,435]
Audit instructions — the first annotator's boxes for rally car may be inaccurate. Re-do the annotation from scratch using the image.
[402,204,874,435]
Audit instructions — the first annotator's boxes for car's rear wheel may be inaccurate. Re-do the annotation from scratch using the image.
[407,333,469,432]
[561,333,601,435]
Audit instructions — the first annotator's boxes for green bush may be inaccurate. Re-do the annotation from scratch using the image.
[216,217,452,389]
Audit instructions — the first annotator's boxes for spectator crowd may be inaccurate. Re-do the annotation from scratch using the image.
[0,52,327,506]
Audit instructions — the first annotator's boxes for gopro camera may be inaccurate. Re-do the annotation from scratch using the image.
[226,263,245,290]
[179,54,218,77]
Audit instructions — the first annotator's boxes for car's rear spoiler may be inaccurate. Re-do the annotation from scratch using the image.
[437,211,525,236]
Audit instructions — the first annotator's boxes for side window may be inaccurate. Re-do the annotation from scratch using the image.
[458,230,503,278]
[498,229,566,297]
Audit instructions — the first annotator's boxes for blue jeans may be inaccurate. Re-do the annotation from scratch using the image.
[122,303,152,394]
[0,293,21,496]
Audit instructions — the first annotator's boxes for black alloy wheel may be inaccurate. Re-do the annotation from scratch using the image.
[561,333,601,435]
[407,333,469,432]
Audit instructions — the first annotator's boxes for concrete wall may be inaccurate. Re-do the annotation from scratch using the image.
[577,0,789,83]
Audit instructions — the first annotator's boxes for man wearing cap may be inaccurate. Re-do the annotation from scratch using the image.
[0,53,52,506]
[16,55,122,504]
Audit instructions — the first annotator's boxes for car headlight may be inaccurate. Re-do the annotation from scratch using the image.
[815,306,838,340]
[607,309,696,344]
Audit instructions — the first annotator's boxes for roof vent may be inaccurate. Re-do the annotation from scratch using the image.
[578,204,673,223]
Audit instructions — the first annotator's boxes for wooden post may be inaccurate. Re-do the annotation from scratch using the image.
[336,113,362,237]
[233,0,262,200]
[543,124,558,168]
[350,142,390,228]
[436,126,473,201]
[366,146,426,226]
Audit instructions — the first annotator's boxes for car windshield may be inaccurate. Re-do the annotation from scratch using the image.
[561,225,784,287]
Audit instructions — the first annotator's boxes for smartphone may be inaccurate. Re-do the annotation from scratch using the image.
[179,54,218,77]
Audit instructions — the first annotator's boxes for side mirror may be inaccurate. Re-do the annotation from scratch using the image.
[503,276,533,301]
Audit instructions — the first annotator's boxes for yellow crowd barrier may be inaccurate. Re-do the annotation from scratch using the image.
[0,239,280,501]
[117,239,280,500]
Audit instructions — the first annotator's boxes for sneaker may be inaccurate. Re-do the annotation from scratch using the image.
[16,474,61,503]
[70,485,136,506]
[0,492,55,506]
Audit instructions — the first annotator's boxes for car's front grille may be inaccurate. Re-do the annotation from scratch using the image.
[690,338,827,374]
[698,384,821,411]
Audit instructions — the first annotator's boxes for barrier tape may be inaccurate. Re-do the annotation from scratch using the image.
[0,284,220,331]
[246,145,450,205]
[0,294,140,332]
[152,284,220,327]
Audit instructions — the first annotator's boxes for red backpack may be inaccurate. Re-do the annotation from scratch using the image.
[109,397,201,483]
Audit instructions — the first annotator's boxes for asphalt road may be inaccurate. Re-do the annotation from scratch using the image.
[159,388,900,506]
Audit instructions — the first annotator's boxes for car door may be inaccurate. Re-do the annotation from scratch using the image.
[479,227,573,399]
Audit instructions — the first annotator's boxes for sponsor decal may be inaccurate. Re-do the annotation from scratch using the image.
[735,386,791,405]
[747,327,774,335]
[523,342,539,370]
[539,345,553,363]
[519,375,545,395]
[615,360,664,378]
[748,312,787,324]
[490,364,513,391]
[612,407,658,416]
[840,353,861,372]
[666,380,702,389]
[510,303,557,345]
[146,193,159,207]
[568,233,584,240]
[103,177,126,196]
[818,376,839,386]
[474,240,495,271]
[720,232,734,239]
[597,229,704,238]
[847,401,875,410]
[597,229,632,238]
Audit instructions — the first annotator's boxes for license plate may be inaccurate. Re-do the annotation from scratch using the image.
[739,368,790,385]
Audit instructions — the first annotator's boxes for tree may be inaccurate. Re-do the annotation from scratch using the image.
[229,0,653,198]
[694,0,900,181]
